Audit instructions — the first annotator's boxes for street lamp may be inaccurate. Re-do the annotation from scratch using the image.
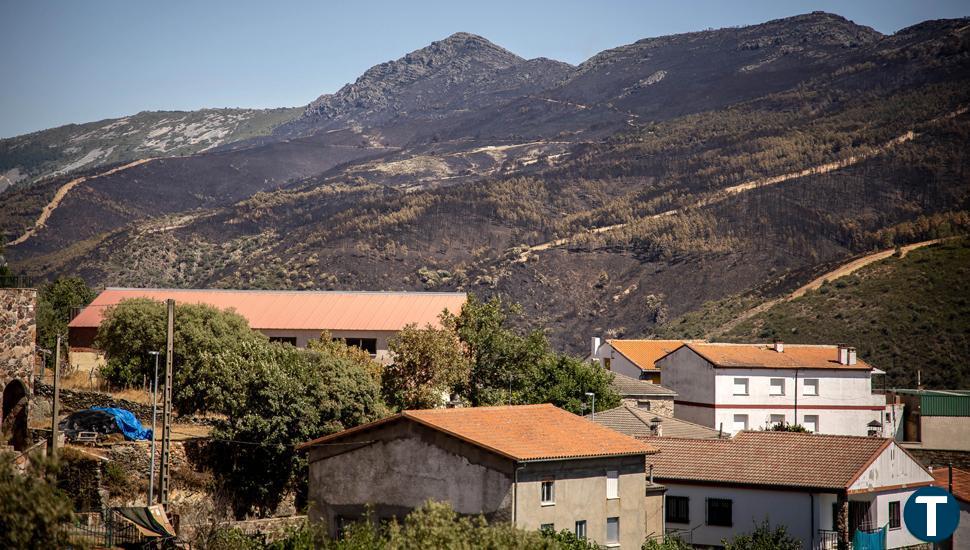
[585,392,596,419]
[147,351,161,505]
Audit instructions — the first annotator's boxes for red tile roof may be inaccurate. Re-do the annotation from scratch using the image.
[678,343,874,370]
[68,288,466,331]
[647,431,897,491]
[607,340,691,371]
[931,466,970,504]
[300,404,656,461]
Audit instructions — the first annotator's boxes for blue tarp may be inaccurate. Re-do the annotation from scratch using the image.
[91,407,152,441]
[852,526,886,550]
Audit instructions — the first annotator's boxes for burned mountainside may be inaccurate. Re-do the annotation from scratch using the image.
[3,12,970,370]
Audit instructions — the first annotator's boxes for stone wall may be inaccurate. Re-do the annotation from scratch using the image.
[619,397,674,417]
[907,447,970,470]
[1,287,36,390]
[1,288,36,450]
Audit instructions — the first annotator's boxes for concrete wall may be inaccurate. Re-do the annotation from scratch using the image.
[307,419,514,533]
[920,416,970,451]
[515,454,648,548]
[657,347,715,408]
[1,288,35,451]
[953,501,970,550]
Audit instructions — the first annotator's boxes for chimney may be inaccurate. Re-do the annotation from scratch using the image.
[837,344,849,365]
[590,337,601,360]
[651,417,663,437]
[847,347,857,366]
[773,340,784,353]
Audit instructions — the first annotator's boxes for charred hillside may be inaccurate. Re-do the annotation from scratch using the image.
[4,12,970,360]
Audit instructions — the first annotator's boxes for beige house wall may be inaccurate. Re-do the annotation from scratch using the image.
[258,329,396,363]
[514,454,649,548]
[920,416,970,451]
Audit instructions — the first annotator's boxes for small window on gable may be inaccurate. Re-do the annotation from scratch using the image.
[603,358,611,370]
[804,379,819,396]
[733,378,749,396]
[770,378,785,396]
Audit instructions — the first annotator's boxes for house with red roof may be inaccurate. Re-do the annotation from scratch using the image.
[649,431,934,549]
[68,287,466,365]
[656,342,902,437]
[298,404,663,547]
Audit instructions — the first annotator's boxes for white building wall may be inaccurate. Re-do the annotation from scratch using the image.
[662,483,821,549]
[871,488,924,548]
[657,347,715,405]
[848,442,934,493]
[595,342,648,380]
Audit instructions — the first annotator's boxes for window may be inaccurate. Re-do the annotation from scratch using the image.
[889,501,901,529]
[341,337,377,355]
[804,378,819,396]
[606,470,619,499]
[269,336,297,346]
[540,479,555,505]
[733,378,749,396]
[707,498,733,527]
[666,495,690,523]
[575,520,587,539]
[606,517,619,545]
[540,523,554,532]
[637,400,652,410]
[770,378,785,396]
[769,414,785,427]
[603,358,611,370]
[803,415,819,433]
[733,414,749,432]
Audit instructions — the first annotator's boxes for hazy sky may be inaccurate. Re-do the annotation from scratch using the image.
[1,0,967,138]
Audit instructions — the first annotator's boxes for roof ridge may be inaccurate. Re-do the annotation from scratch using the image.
[104,287,468,296]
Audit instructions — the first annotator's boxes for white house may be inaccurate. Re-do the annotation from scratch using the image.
[649,431,935,549]
[656,342,902,437]
[591,338,693,383]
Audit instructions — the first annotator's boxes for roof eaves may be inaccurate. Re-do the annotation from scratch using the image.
[297,413,404,450]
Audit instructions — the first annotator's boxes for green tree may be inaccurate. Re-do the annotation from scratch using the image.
[442,294,619,413]
[722,520,802,550]
[0,454,75,549]
[768,423,809,433]
[95,298,265,414]
[36,277,95,354]
[209,340,386,518]
[643,536,693,550]
[384,324,470,410]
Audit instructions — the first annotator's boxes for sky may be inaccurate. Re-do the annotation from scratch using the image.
[1,0,968,138]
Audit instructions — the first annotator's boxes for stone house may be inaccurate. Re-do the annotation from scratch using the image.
[299,404,662,548]
[610,372,676,416]
[1,287,36,451]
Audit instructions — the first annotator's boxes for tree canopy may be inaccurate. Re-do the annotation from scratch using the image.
[384,324,470,409]
[36,276,95,356]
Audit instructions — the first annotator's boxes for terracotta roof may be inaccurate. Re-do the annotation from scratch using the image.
[590,406,721,439]
[647,431,893,491]
[607,339,692,371]
[611,372,677,397]
[300,404,655,461]
[677,343,874,370]
[931,467,970,503]
[68,288,466,331]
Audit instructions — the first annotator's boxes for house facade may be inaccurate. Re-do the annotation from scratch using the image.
[68,288,467,365]
[299,404,659,548]
[656,342,901,436]
[592,339,691,384]
[649,431,935,549]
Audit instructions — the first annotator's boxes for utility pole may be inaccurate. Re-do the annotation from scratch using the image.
[147,351,161,505]
[159,299,175,509]
[50,336,62,456]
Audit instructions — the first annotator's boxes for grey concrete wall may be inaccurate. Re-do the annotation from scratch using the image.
[307,418,515,534]
[514,454,648,548]
[920,416,970,451]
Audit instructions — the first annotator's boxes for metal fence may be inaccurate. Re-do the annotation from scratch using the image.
[63,510,146,548]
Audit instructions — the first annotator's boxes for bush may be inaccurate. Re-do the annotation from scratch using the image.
[0,453,75,549]
[722,520,802,550]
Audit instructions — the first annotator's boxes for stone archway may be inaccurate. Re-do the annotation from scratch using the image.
[2,378,29,451]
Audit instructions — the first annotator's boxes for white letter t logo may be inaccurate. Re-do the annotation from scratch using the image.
[915,495,948,536]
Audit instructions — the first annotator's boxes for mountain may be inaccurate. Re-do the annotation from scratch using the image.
[0,108,300,193]
[3,12,969,362]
